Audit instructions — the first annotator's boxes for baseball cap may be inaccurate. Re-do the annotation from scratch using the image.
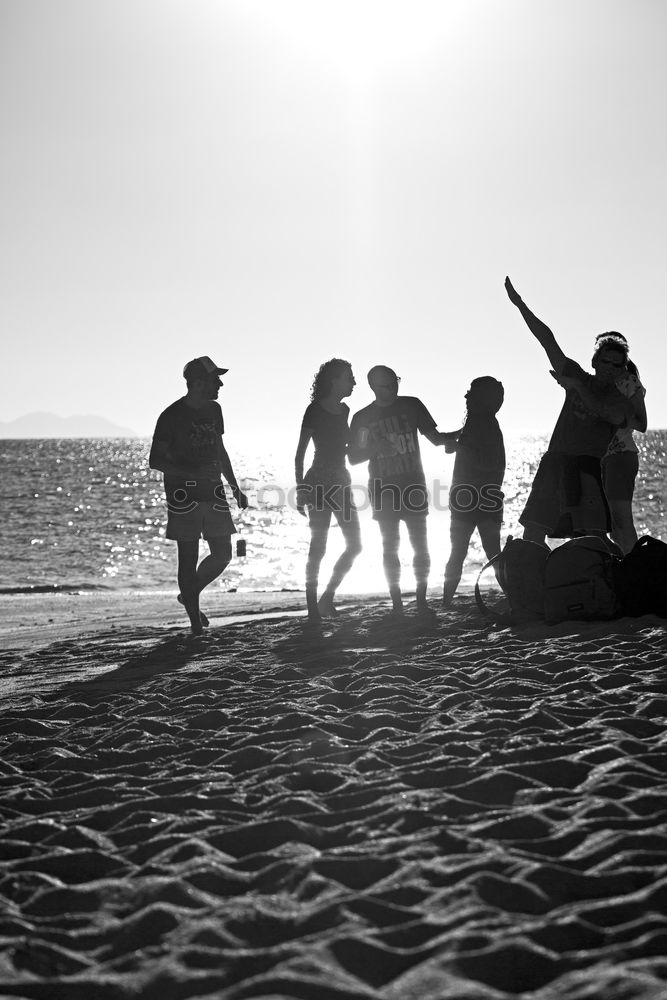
[183,356,229,380]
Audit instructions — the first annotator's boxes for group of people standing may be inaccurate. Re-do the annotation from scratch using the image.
[295,360,506,623]
[294,278,647,624]
[149,278,647,633]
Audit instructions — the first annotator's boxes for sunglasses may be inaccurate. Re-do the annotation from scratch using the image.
[597,358,625,369]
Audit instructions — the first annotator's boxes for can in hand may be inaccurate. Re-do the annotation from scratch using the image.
[236,538,246,557]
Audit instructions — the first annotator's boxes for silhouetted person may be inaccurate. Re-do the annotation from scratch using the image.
[595,334,647,553]
[442,377,505,606]
[562,333,648,553]
[149,356,248,634]
[295,359,362,624]
[348,366,447,614]
[505,278,634,546]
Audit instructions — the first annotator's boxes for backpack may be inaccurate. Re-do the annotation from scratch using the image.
[543,536,620,625]
[614,535,667,617]
[475,536,549,624]
[476,534,620,625]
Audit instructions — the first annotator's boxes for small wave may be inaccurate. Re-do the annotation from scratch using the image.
[0,582,115,595]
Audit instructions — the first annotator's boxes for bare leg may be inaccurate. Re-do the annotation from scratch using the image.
[478,518,502,562]
[522,521,547,546]
[603,454,639,555]
[177,536,232,625]
[405,516,430,609]
[306,507,333,621]
[176,540,203,634]
[478,518,503,586]
[177,593,209,627]
[196,536,233,591]
[608,499,638,554]
[319,504,362,617]
[378,519,403,612]
[443,518,476,606]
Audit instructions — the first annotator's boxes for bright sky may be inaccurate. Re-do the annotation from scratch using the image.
[2,0,666,460]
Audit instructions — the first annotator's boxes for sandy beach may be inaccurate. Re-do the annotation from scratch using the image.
[2,589,667,999]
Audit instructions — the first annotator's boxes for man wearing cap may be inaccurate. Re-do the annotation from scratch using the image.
[149,356,248,633]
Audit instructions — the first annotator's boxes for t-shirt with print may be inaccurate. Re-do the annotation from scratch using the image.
[152,397,224,505]
[606,371,645,456]
[301,401,350,486]
[547,358,626,458]
[349,396,436,515]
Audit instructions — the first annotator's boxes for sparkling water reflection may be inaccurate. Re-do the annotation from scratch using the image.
[1,433,665,594]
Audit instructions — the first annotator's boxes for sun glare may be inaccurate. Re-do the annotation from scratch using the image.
[240,0,465,80]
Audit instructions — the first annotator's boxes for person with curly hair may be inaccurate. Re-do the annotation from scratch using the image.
[294,359,362,623]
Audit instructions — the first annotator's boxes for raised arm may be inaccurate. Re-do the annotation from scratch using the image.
[505,277,568,375]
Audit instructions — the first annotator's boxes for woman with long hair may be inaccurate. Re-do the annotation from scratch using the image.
[295,359,362,623]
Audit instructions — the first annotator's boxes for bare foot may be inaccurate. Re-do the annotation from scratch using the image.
[389,586,403,616]
[178,593,209,627]
[317,594,337,618]
[186,606,204,635]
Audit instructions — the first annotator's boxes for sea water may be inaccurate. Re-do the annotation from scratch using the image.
[1,433,665,595]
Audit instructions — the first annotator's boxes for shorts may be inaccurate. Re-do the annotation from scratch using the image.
[450,508,503,528]
[305,483,357,523]
[449,483,504,526]
[166,500,236,541]
[370,480,429,520]
[602,451,639,502]
[520,451,610,538]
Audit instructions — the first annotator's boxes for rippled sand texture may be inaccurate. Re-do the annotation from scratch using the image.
[2,600,667,999]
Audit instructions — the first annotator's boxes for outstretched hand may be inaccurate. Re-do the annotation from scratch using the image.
[504,276,521,305]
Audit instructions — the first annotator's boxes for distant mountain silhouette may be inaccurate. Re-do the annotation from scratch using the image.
[0,412,139,438]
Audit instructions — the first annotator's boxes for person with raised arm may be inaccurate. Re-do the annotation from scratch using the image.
[348,365,448,615]
[295,359,362,624]
[149,356,248,634]
[504,277,634,547]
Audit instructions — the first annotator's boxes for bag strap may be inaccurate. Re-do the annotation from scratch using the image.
[475,552,510,625]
